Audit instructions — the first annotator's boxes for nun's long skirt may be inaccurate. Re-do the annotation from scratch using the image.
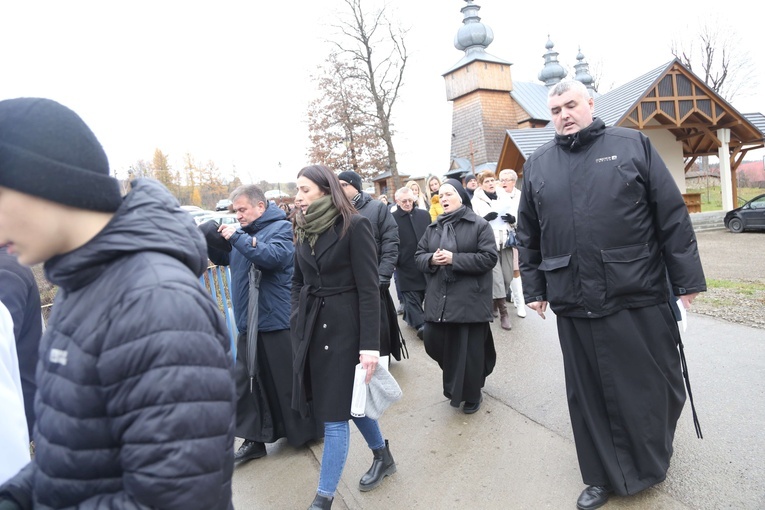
[424,321,496,407]
[556,304,686,496]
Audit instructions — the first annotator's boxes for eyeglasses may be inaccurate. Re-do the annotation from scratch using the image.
[499,179,516,183]
[398,199,414,204]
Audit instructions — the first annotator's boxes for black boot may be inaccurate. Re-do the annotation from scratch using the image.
[358,439,396,491]
[234,439,266,463]
[307,493,333,510]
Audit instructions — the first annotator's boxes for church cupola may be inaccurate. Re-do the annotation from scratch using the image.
[538,36,567,87]
[574,47,596,95]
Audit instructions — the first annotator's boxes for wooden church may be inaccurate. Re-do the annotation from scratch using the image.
[443,0,765,212]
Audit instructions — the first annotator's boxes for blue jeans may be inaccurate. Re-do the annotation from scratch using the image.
[316,417,385,497]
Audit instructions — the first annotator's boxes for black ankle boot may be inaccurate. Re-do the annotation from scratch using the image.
[358,439,396,491]
[307,493,333,510]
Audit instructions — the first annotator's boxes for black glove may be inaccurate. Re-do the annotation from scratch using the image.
[483,211,498,221]
[501,213,516,224]
[379,278,390,291]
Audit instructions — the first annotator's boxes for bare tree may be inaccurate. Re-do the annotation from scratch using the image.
[307,52,388,180]
[671,21,754,104]
[330,0,408,190]
[672,21,756,191]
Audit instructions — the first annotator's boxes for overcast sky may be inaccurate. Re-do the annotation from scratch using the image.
[2,1,762,185]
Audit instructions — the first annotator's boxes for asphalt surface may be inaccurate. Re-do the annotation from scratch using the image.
[232,230,765,510]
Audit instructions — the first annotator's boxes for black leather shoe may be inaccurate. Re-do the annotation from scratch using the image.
[234,440,266,463]
[576,485,611,510]
[416,326,424,340]
[463,395,483,414]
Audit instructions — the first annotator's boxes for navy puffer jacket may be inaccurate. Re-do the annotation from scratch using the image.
[0,179,236,509]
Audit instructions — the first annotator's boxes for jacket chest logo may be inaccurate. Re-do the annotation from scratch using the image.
[49,348,68,366]
[594,155,618,164]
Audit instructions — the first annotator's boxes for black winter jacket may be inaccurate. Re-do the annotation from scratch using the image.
[414,206,497,323]
[517,118,706,318]
[0,179,236,510]
[355,192,399,283]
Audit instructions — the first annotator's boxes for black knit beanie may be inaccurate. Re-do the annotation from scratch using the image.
[337,170,362,193]
[0,97,123,212]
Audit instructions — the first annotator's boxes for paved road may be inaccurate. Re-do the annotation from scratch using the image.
[694,229,765,281]
[232,230,765,510]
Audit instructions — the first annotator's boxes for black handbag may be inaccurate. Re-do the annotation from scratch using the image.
[504,229,518,248]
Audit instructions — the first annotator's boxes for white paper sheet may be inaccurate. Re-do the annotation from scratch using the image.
[350,363,367,418]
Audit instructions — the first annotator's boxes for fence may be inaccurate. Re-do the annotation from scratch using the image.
[200,265,238,361]
[39,265,239,362]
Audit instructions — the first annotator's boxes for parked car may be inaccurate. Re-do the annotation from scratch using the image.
[215,199,232,211]
[264,190,290,200]
[195,212,240,228]
[724,193,765,233]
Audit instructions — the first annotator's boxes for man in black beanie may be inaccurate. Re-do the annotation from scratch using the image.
[338,170,404,366]
[462,173,478,199]
[0,98,236,510]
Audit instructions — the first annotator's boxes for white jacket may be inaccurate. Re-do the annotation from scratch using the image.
[472,188,513,250]
[0,300,30,484]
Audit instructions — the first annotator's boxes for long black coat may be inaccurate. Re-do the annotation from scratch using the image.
[414,207,497,323]
[392,207,430,292]
[291,214,380,422]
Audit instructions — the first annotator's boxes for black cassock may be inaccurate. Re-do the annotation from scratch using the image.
[556,303,686,496]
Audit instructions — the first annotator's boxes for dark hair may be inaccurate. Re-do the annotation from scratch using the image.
[296,164,357,237]
[229,184,266,206]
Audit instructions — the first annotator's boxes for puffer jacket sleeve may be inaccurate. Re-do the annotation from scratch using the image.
[376,206,399,282]
[0,462,35,509]
[82,280,235,509]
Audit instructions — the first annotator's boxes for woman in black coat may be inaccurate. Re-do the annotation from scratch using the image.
[291,165,396,510]
[415,179,498,414]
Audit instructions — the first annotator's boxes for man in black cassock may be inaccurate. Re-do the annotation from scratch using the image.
[517,80,706,510]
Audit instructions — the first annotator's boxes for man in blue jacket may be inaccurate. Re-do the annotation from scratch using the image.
[206,185,316,463]
[518,80,706,510]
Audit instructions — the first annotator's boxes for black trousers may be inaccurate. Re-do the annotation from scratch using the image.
[556,304,685,496]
